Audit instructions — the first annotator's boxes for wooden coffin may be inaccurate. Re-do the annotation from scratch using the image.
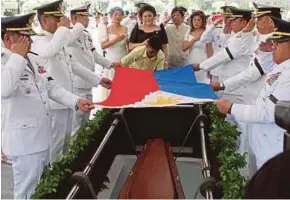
[118,139,185,199]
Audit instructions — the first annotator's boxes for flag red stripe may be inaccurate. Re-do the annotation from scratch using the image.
[97,67,159,106]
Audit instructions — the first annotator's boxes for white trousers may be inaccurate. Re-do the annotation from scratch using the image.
[71,88,92,136]
[50,109,73,163]
[221,93,250,177]
[9,150,49,199]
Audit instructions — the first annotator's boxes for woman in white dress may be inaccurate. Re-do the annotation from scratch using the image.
[183,10,213,83]
[99,7,128,100]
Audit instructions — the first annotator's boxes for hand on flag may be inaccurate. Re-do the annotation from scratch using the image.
[77,99,95,112]
[211,80,221,91]
[192,64,200,71]
[100,77,112,89]
[112,62,122,68]
[215,99,233,114]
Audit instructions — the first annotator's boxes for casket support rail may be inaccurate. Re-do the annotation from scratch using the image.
[66,108,127,199]
[66,104,215,199]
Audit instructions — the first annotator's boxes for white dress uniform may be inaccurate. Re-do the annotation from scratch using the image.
[222,46,275,161]
[199,23,231,80]
[231,16,289,175]
[67,28,112,136]
[221,3,282,174]
[31,24,103,162]
[200,30,255,103]
[231,59,290,170]
[224,48,275,104]
[1,46,80,199]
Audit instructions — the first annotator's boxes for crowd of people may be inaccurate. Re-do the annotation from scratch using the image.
[1,0,290,198]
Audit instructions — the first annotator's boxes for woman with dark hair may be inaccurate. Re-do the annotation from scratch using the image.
[183,10,213,83]
[99,7,128,100]
[129,4,168,68]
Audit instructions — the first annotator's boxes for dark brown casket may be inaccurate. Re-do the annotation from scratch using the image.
[118,139,185,199]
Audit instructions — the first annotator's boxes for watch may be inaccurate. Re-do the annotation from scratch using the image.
[75,99,80,111]
[195,64,201,71]
[228,103,233,115]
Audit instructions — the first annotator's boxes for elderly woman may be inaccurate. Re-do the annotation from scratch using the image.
[99,7,128,100]
[100,7,128,62]
[129,4,169,68]
[183,10,213,83]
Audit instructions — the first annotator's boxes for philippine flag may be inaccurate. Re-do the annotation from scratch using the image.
[95,65,218,108]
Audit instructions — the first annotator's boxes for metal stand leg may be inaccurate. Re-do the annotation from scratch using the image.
[113,112,137,157]
[66,109,125,199]
[70,172,98,199]
[175,105,207,160]
[198,104,214,200]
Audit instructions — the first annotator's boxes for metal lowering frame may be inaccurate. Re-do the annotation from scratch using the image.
[66,104,216,200]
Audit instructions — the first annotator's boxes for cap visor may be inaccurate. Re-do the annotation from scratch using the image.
[19,30,37,36]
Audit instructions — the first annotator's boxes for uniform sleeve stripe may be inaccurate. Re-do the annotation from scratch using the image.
[254,58,265,76]
[269,94,278,104]
[225,47,234,60]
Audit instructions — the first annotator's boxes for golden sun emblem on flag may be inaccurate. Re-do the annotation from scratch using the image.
[144,96,182,105]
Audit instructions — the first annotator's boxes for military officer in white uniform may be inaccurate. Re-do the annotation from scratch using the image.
[30,0,112,162]
[199,6,235,81]
[210,4,282,160]
[1,14,94,199]
[194,8,257,163]
[215,16,290,174]
[193,8,254,103]
[211,3,282,104]
[68,4,118,136]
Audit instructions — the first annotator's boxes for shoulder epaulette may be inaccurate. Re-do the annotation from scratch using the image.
[36,33,45,36]
[1,53,4,57]
[84,30,89,33]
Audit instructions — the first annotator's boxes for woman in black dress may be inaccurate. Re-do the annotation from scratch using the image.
[129,4,169,68]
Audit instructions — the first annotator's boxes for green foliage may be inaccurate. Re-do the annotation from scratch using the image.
[199,2,213,12]
[31,109,111,199]
[31,104,248,199]
[206,103,248,199]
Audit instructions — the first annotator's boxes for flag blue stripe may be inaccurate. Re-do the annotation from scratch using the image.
[154,65,197,84]
[154,65,218,100]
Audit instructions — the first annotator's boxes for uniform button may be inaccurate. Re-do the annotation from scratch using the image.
[47,113,49,116]
[43,101,46,104]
